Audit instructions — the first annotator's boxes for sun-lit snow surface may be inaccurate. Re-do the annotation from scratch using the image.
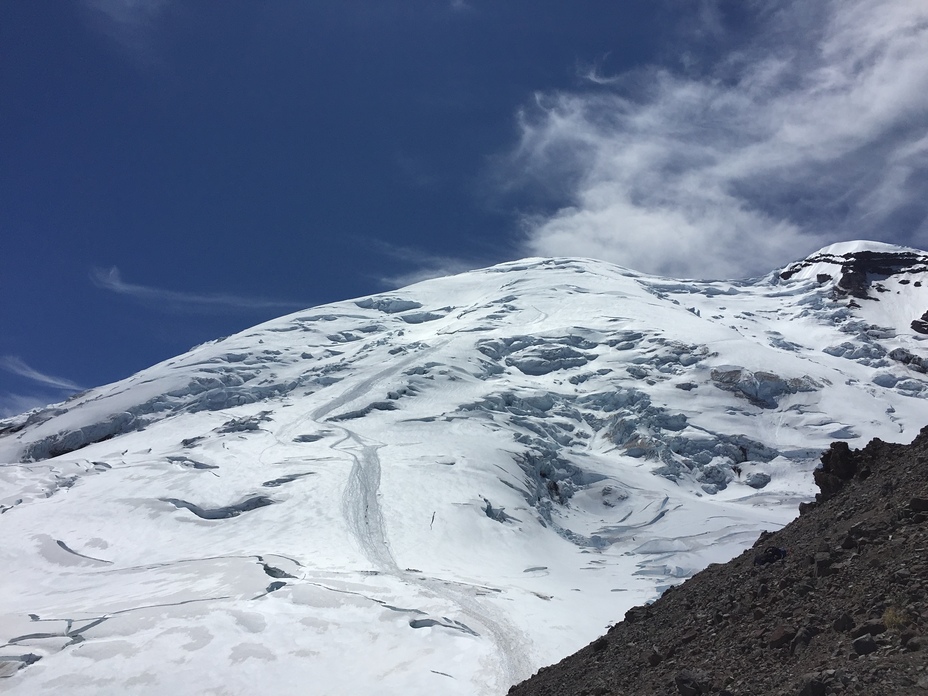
[2,242,927,694]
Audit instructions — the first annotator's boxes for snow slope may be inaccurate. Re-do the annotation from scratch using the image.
[1,243,927,694]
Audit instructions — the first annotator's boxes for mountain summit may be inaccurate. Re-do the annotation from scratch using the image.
[2,242,927,694]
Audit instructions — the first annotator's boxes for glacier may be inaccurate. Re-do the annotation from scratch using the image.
[1,241,927,694]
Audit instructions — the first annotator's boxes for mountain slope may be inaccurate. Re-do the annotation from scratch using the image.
[1,242,926,694]
[508,428,928,696]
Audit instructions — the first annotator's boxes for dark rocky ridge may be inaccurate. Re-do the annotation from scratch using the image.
[779,249,928,292]
[777,249,928,336]
[509,427,928,696]
[778,248,928,334]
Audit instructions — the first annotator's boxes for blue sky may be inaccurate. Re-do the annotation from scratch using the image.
[2,1,927,416]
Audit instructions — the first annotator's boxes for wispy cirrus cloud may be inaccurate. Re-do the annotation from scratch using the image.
[0,356,83,392]
[90,266,308,313]
[0,393,60,419]
[365,240,485,288]
[85,0,170,26]
[81,0,171,57]
[502,0,928,279]
[0,357,83,418]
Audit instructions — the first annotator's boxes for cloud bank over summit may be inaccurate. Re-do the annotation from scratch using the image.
[505,0,928,279]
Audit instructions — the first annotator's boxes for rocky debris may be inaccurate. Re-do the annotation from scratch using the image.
[754,546,788,566]
[674,668,710,695]
[852,634,878,655]
[509,426,928,696]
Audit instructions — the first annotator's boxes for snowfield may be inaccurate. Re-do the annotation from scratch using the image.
[1,241,927,694]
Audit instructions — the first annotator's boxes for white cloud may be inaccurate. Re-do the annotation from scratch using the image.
[90,267,308,313]
[503,0,928,278]
[0,356,82,392]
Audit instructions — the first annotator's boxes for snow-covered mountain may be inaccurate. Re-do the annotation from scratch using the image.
[2,241,927,695]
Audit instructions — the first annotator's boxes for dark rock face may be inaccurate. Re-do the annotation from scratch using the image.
[509,426,928,696]
[812,439,877,502]
[780,250,928,335]
[912,310,928,335]
[779,249,928,295]
[852,634,878,655]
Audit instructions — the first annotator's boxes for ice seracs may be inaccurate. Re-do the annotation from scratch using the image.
[1,243,927,695]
